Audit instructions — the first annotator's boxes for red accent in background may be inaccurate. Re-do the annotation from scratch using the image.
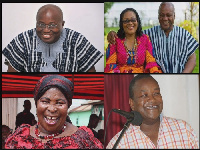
[104,74,134,147]
[2,74,104,100]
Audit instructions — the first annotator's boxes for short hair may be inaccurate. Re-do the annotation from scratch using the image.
[89,114,100,121]
[36,4,63,21]
[129,74,158,99]
[117,8,143,39]
[158,2,175,14]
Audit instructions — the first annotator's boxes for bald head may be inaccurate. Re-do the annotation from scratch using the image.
[158,2,175,14]
[36,4,65,44]
[36,4,63,22]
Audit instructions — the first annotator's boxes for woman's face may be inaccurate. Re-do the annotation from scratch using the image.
[130,78,163,123]
[122,11,138,36]
[37,87,68,134]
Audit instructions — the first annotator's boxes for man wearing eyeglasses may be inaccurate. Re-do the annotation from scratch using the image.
[3,4,103,72]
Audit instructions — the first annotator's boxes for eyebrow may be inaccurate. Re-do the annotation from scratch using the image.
[40,97,67,102]
[140,88,160,92]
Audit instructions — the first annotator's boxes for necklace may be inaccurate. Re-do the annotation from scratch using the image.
[124,38,138,63]
[35,122,67,139]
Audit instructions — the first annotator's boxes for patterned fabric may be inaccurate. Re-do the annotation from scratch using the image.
[104,34,162,73]
[5,124,103,149]
[106,116,199,149]
[143,25,199,73]
[33,75,74,108]
[2,28,103,72]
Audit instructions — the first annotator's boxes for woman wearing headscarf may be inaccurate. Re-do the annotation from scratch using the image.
[105,8,162,73]
[5,75,103,149]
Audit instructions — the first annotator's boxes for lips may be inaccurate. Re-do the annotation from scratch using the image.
[127,26,134,30]
[42,34,51,39]
[44,116,59,125]
[163,22,169,26]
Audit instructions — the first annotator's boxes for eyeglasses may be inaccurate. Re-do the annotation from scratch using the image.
[37,23,58,29]
[122,18,137,24]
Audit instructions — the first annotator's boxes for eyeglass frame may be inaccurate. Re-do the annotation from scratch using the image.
[36,23,58,30]
[122,18,137,24]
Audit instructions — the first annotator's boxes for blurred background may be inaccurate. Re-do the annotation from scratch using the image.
[104,2,199,73]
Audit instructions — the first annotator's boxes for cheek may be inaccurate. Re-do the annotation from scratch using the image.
[36,104,46,117]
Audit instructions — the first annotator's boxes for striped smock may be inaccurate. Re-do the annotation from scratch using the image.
[2,28,103,72]
[143,25,199,73]
[106,116,199,149]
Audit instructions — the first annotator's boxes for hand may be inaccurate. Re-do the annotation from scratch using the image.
[107,31,118,44]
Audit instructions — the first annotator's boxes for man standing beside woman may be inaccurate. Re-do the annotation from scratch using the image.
[106,2,199,73]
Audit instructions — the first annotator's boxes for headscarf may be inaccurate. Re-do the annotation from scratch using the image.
[33,75,74,108]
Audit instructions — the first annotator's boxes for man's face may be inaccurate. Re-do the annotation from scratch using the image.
[36,9,64,44]
[129,78,163,122]
[158,4,175,32]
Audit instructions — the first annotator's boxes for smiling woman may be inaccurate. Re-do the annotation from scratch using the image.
[105,8,162,73]
[5,75,103,149]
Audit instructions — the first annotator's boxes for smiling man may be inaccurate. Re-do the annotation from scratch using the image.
[107,2,199,73]
[3,4,103,72]
[106,74,199,149]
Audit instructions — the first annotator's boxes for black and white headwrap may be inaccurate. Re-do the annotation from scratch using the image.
[34,75,74,108]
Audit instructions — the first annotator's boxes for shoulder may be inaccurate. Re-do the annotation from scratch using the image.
[162,116,191,130]
[107,124,138,148]
[115,38,125,44]
[14,124,31,134]
[16,29,35,38]
[64,28,83,39]
[143,25,160,33]
[76,126,94,136]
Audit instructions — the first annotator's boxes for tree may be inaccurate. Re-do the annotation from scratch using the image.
[104,2,114,28]
[104,2,114,14]
[185,2,199,35]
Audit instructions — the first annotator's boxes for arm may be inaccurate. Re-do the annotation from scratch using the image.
[87,66,96,72]
[7,63,18,72]
[182,53,196,73]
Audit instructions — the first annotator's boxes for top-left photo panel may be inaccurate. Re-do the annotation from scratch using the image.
[2,3,104,72]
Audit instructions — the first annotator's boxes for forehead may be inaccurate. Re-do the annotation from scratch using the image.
[159,4,174,13]
[123,11,136,18]
[43,87,64,96]
[134,78,159,91]
[37,8,62,22]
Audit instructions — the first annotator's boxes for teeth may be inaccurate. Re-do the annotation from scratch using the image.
[43,34,51,38]
[147,105,158,109]
[46,116,58,120]
[46,116,51,120]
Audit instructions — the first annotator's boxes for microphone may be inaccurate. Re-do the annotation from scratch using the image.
[112,109,143,126]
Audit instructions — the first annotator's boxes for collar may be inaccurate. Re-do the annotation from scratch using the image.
[35,28,66,72]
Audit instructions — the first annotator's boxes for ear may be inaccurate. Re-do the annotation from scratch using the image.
[62,21,65,27]
[129,98,135,111]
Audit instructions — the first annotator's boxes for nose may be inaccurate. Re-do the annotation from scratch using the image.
[47,104,57,113]
[162,15,168,21]
[43,25,51,32]
[147,94,156,102]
